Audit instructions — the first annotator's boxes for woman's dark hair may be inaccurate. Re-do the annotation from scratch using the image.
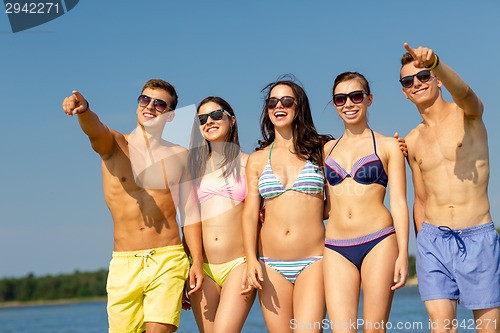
[188,96,241,183]
[257,75,333,167]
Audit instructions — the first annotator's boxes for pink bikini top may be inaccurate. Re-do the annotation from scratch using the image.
[197,172,246,204]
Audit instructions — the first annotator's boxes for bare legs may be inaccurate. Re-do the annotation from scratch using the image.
[144,322,177,333]
[425,301,500,333]
[190,264,256,333]
[259,259,325,333]
[324,234,398,333]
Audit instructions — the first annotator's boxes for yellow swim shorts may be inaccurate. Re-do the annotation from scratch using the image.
[106,244,189,333]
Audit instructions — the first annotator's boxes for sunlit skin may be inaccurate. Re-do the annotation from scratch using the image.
[401,43,499,333]
[323,77,409,333]
[189,100,256,333]
[243,84,326,333]
[62,87,203,333]
[401,45,491,231]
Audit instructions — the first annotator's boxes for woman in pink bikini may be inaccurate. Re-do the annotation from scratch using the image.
[187,96,255,332]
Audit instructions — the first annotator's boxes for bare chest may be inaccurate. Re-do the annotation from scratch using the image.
[412,118,487,175]
[416,128,465,168]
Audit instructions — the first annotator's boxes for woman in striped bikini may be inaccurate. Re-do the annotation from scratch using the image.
[323,72,409,332]
[187,96,256,332]
[242,77,332,332]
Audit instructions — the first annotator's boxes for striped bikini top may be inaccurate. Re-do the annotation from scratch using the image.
[258,142,325,200]
[324,130,388,187]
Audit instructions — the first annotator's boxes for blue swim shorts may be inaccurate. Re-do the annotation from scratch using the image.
[416,222,500,310]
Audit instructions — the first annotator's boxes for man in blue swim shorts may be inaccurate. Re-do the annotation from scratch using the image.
[400,43,500,332]
[62,79,204,333]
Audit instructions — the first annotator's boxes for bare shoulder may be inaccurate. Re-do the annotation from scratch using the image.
[247,149,268,169]
[373,131,400,153]
[240,151,249,164]
[248,148,267,161]
[113,129,124,138]
[168,143,189,154]
[168,144,189,163]
[111,129,126,143]
[404,123,424,146]
[323,137,340,156]
[240,151,249,167]
[98,129,125,159]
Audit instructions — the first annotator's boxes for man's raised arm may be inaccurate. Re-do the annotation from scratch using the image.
[62,90,115,159]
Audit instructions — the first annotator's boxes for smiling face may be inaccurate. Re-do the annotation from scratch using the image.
[136,87,174,125]
[198,101,235,143]
[267,84,297,129]
[400,63,441,105]
[333,78,372,125]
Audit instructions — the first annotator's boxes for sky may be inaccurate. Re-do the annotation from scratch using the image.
[1,0,499,278]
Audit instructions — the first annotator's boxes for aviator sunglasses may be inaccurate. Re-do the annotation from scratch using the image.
[266,96,296,109]
[399,70,432,89]
[198,109,232,125]
[333,90,369,107]
[137,95,172,113]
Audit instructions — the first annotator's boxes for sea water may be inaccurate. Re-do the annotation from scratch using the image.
[0,287,478,333]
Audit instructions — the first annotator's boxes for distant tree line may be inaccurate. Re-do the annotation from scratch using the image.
[7,234,500,304]
[0,269,107,303]
[0,262,417,303]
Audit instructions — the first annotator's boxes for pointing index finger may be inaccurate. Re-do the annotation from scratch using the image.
[403,42,417,59]
[72,90,85,104]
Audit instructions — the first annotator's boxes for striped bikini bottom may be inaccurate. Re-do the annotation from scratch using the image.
[259,256,323,284]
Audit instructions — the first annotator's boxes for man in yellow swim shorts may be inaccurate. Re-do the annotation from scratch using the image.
[62,79,203,333]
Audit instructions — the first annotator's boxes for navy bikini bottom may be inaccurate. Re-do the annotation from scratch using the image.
[325,226,395,270]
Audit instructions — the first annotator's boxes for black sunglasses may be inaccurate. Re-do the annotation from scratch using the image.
[399,70,432,89]
[333,90,369,107]
[137,95,172,113]
[266,96,295,109]
[198,109,232,125]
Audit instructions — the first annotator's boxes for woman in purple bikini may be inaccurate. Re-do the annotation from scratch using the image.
[323,72,409,332]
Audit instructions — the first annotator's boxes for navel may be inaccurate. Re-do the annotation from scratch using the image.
[457,142,463,148]
[448,205,455,219]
